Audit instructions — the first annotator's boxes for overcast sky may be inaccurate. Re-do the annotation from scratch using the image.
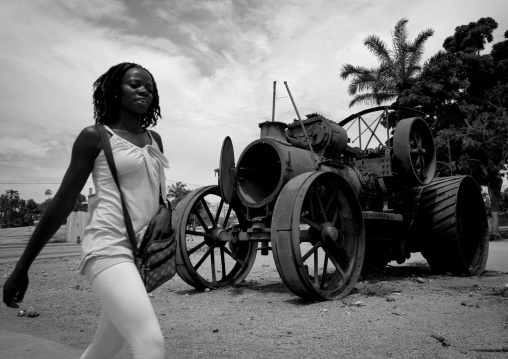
[1,0,507,203]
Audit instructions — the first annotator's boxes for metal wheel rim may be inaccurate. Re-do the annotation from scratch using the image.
[272,172,365,300]
[174,185,257,289]
[393,117,436,185]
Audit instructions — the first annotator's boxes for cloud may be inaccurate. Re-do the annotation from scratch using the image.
[2,0,508,202]
[56,0,134,24]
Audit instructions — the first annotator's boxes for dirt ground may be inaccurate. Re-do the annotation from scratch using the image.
[1,249,508,359]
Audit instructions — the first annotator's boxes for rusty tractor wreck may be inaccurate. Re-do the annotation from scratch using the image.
[173,102,489,301]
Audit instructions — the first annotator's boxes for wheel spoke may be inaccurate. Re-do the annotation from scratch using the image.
[320,254,329,289]
[186,230,212,238]
[314,250,319,286]
[222,246,245,266]
[200,198,217,227]
[312,185,328,222]
[215,199,224,225]
[194,246,214,271]
[302,240,323,262]
[308,187,315,221]
[327,253,346,278]
[210,248,217,284]
[301,216,322,231]
[192,208,210,232]
[324,186,339,214]
[331,205,340,227]
[220,246,226,280]
[222,205,233,228]
[187,240,207,256]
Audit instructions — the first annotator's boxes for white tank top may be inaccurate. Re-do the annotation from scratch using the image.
[78,126,169,273]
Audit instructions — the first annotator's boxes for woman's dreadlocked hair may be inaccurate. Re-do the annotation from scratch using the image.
[93,62,161,128]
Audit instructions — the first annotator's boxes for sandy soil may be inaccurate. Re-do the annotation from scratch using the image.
[1,252,508,359]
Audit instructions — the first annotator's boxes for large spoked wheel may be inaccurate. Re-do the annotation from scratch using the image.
[271,172,365,301]
[393,117,436,186]
[174,185,257,290]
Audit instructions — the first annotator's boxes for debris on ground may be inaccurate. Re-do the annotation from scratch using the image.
[492,286,508,297]
[431,334,450,347]
[26,306,40,318]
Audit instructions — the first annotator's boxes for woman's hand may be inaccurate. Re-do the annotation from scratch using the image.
[3,269,29,308]
[144,205,173,241]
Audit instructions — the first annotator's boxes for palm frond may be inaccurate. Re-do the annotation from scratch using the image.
[347,75,379,95]
[364,35,393,65]
[407,28,435,69]
[392,18,409,57]
[340,64,372,79]
[349,92,396,107]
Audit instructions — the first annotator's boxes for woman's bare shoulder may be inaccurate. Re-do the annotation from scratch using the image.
[80,124,100,137]
[73,125,102,157]
[149,130,163,152]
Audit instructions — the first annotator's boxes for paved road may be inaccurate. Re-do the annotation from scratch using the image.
[0,243,81,264]
[1,227,506,272]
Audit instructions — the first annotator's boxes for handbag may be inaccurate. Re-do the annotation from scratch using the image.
[97,125,177,293]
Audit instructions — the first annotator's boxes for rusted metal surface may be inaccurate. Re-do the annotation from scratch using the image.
[174,105,488,301]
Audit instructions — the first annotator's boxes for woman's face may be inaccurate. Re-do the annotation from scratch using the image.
[118,67,154,115]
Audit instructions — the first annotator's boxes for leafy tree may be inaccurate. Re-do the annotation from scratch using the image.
[23,199,38,225]
[340,18,434,107]
[6,189,19,200]
[73,193,88,212]
[167,181,192,208]
[1,190,21,227]
[397,17,508,238]
[500,187,508,214]
[37,198,53,219]
[0,194,9,227]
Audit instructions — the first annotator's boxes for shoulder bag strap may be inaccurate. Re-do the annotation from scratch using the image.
[96,125,139,255]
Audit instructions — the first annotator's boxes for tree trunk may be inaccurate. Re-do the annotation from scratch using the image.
[488,177,503,239]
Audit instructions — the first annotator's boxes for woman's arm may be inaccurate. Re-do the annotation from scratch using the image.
[3,126,100,307]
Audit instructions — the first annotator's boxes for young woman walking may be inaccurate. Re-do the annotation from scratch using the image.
[3,62,171,359]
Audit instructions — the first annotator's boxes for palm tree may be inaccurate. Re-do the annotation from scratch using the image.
[167,181,191,208]
[45,189,52,199]
[340,18,434,107]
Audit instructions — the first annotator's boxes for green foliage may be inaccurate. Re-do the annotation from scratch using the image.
[167,181,192,208]
[340,18,434,107]
[0,189,89,227]
[396,17,508,197]
[0,191,40,227]
[73,193,88,212]
[37,198,52,217]
[443,17,498,53]
[500,187,508,213]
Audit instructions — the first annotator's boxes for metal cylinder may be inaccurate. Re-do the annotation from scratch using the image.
[407,175,488,275]
[236,139,315,208]
[259,121,288,142]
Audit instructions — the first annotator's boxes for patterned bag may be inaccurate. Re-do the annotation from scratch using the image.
[135,212,176,292]
[98,125,177,292]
